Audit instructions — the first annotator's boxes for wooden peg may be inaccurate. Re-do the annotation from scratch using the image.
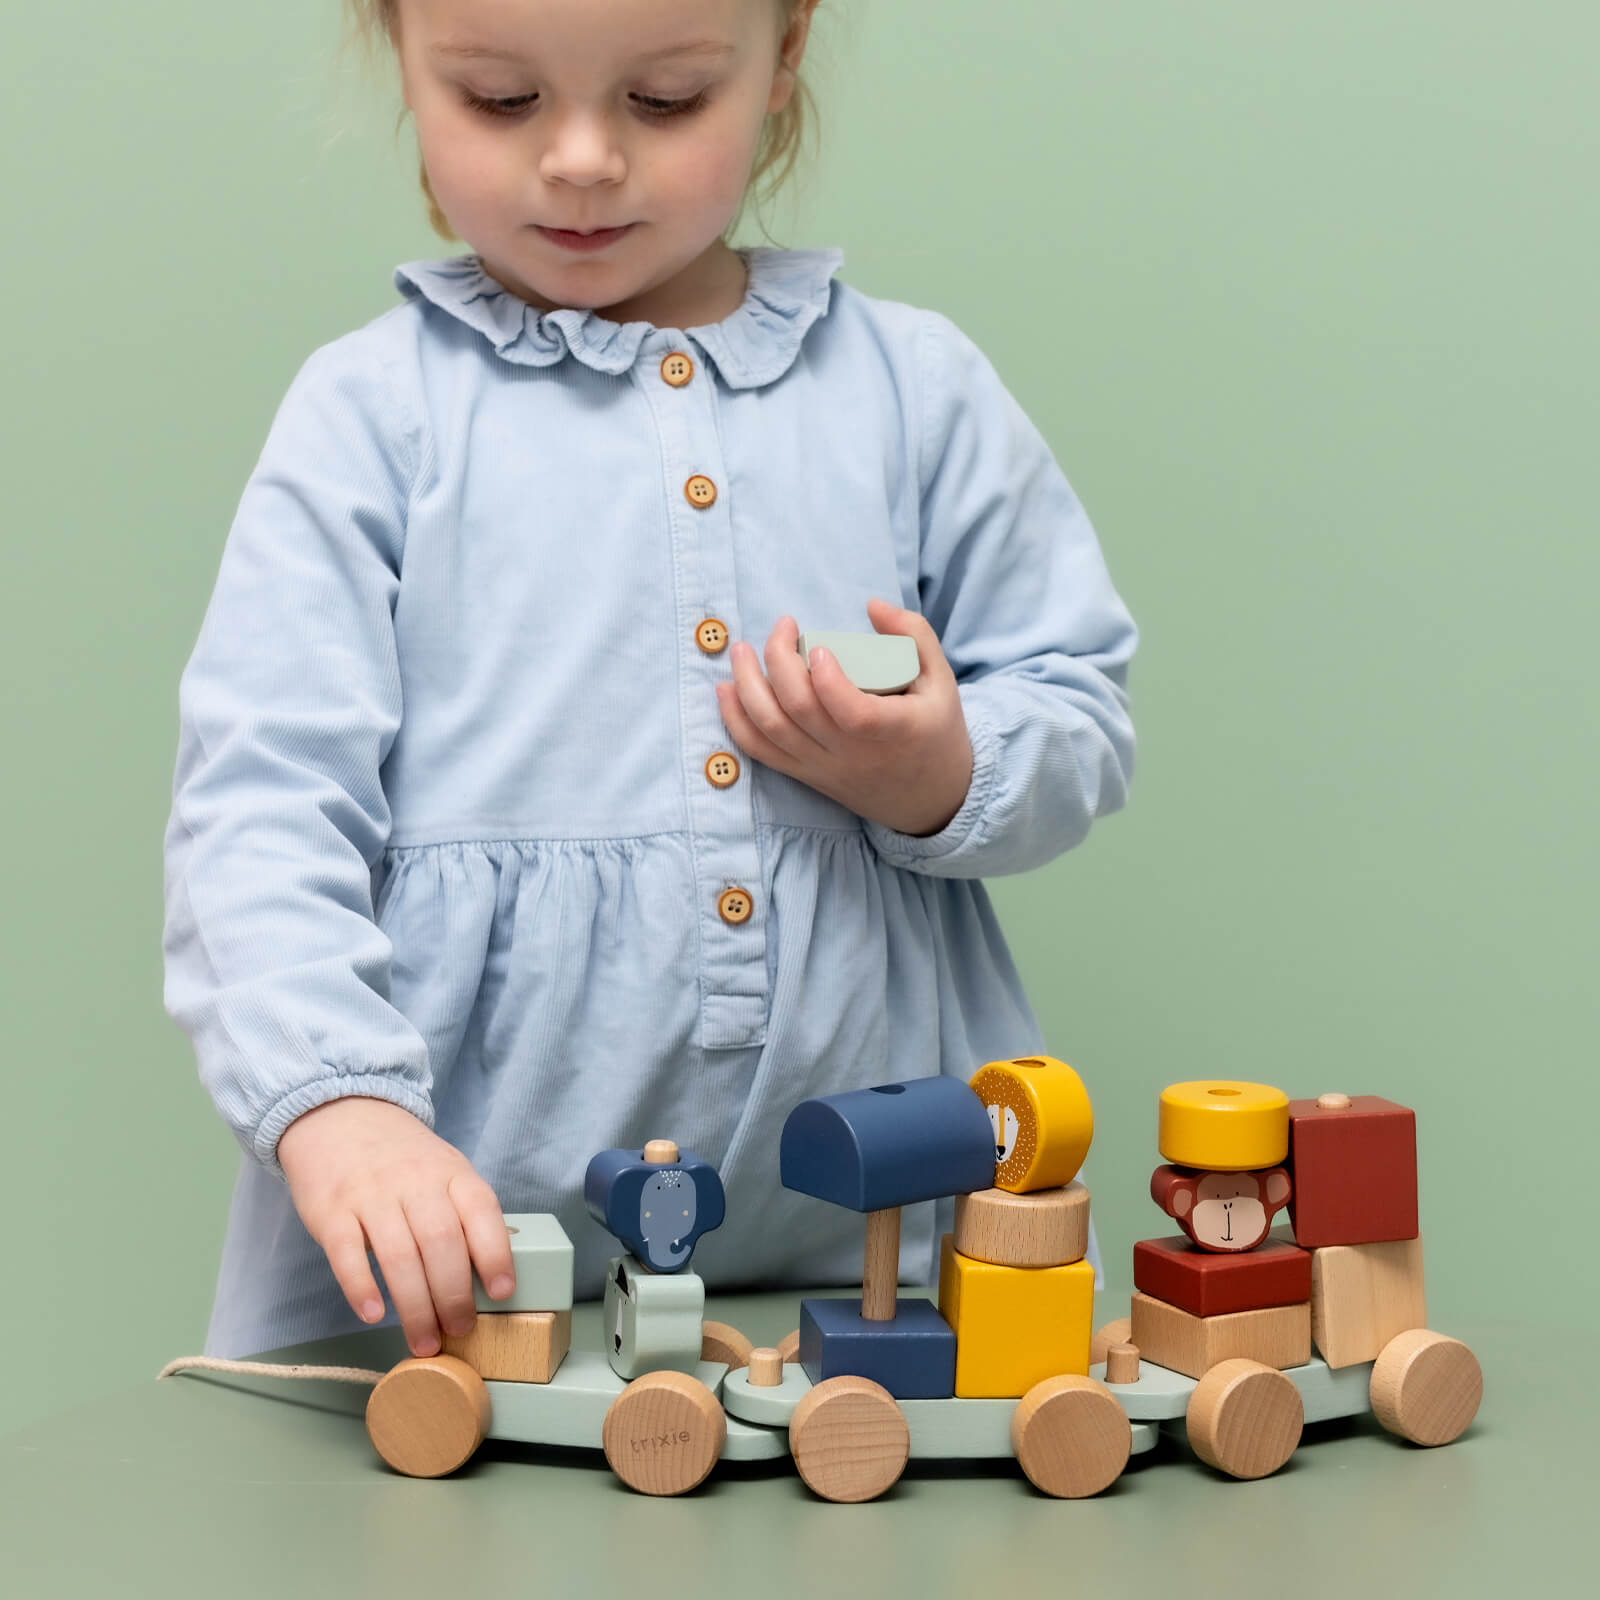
[1104,1342,1141,1384]
[861,1206,901,1321]
[747,1347,784,1386]
[643,1138,680,1163]
[1315,1093,1351,1111]
[1090,1316,1133,1367]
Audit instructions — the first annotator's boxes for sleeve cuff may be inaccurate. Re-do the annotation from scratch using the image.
[252,1072,437,1182]
[862,692,998,869]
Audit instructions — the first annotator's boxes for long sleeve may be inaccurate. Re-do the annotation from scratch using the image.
[863,311,1138,878]
[162,333,435,1180]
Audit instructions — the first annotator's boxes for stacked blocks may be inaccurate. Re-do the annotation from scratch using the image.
[445,1212,575,1382]
[781,1076,997,1398]
[937,1056,1097,1397]
[1130,1081,1312,1379]
[584,1138,726,1383]
[1287,1093,1425,1366]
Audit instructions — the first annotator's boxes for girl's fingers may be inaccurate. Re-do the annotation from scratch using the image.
[728,639,820,757]
[716,678,794,775]
[362,1203,438,1357]
[452,1172,518,1303]
[400,1189,477,1340]
[763,616,841,747]
[321,1211,386,1325]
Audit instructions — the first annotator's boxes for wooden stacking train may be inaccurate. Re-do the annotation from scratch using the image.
[363,1061,1483,1499]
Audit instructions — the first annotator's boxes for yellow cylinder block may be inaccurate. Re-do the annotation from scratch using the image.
[968,1054,1094,1193]
[1157,1080,1289,1170]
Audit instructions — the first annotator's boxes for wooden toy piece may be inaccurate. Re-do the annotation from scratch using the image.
[796,629,920,694]
[1010,1374,1131,1498]
[798,1295,957,1398]
[472,1213,574,1314]
[1130,1293,1311,1379]
[441,1308,571,1383]
[953,1181,1089,1267]
[722,1360,813,1425]
[967,1054,1094,1193]
[788,1375,911,1502]
[1150,1164,1291,1253]
[602,1255,706,1381]
[779,1077,996,1212]
[600,1369,726,1495]
[583,1144,726,1273]
[1310,1236,1426,1368]
[1090,1316,1133,1366]
[745,1347,784,1387]
[1287,1094,1419,1248]
[700,1320,754,1372]
[1104,1342,1141,1384]
[1089,1354,1195,1419]
[861,1206,900,1321]
[1158,1081,1290,1171]
[1184,1358,1304,1479]
[937,1233,1094,1397]
[1133,1234,1312,1318]
[642,1138,680,1163]
[365,1355,491,1478]
[777,1328,801,1363]
[1369,1328,1483,1446]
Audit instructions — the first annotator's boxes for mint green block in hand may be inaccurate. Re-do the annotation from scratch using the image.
[472,1213,575,1313]
[797,630,919,694]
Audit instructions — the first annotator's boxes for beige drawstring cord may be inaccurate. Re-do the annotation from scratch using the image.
[156,1355,387,1385]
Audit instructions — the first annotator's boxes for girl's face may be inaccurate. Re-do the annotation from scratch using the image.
[395,0,806,322]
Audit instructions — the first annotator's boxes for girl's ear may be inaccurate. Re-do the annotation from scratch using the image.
[767,0,820,114]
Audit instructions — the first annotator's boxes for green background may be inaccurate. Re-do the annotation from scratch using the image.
[3,0,1594,1440]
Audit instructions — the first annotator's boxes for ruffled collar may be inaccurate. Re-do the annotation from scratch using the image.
[393,245,844,389]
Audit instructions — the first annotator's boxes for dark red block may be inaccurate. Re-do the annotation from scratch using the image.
[1286,1095,1418,1248]
[1132,1234,1312,1319]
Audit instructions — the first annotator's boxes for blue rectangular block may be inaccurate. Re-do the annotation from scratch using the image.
[798,1296,957,1399]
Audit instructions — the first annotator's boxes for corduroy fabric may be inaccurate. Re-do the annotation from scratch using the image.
[163,245,1136,1358]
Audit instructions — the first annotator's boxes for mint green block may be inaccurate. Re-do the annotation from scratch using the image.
[602,1254,705,1381]
[1089,1358,1195,1420]
[796,630,919,695]
[473,1213,574,1313]
[721,1362,813,1426]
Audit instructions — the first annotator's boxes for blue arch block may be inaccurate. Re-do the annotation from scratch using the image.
[779,1077,996,1212]
[583,1147,726,1273]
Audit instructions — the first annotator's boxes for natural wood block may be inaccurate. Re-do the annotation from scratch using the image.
[1010,1375,1131,1497]
[788,1375,910,1502]
[1287,1094,1418,1247]
[968,1055,1094,1192]
[600,1370,725,1495]
[1185,1359,1304,1479]
[1130,1293,1310,1379]
[1090,1316,1133,1366]
[1133,1234,1311,1318]
[953,1182,1089,1267]
[938,1234,1094,1397]
[441,1309,570,1383]
[365,1355,491,1478]
[1369,1328,1482,1445]
[1310,1237,1426,1368]
[700,1319,754,1372]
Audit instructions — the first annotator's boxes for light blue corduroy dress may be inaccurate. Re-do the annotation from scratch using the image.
[162,245,1138,1358]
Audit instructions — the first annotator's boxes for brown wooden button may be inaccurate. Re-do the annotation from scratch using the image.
[684,475,717,509]
[695,618,729,654]
[717,887,753,925]
[705,751,740,788]
[660,351,694,387]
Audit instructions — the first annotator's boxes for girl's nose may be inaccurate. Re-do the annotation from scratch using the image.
[538,108,627,187]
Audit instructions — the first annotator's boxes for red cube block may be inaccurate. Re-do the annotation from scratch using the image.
[1286,1095,1418,1248]
[1132,1234,1311,1319]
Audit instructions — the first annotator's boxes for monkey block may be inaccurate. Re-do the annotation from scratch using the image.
[1130,1293,1310,1379]
[779,1077,995,1211]
[472,1213,574,1314]
[602,1255,706,1381]
[1158,1081,1289,1171]
[953,1182,1089,1267]
[1133,1235,1311,1319]
[442,1308,571,1383]
[1286,1094,1418,1248]
[1150,1164,1291,1253]
[937,1233,1094,1397]
[797,1296,956,1398]
[1310,1237,1426,1368]
[967,1054,1094,1192]
[584,1144,726,1273]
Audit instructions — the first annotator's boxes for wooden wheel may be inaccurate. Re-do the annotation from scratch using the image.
[776,1328,802,1363]
[787,1376,909,1502]
[1371,1329,1482,1446]
[1185,1358,1303,1479]
[1090,1316,1133,1367]
[365,1355,490,1478]
[1011,1374,1131,1498]
[700,1319,755,1371]
[602,1370,726,1495]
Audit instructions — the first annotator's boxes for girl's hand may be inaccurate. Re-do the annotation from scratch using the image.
[715,597,974,838]
[277,1096,517,1359]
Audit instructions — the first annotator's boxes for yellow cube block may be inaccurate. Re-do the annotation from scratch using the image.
[968,1054,1094,1192]
[1157,1080,1289,1171]
[937,1233,1094,1397]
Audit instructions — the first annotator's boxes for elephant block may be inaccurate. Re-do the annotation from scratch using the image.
[584,1141,726,1273]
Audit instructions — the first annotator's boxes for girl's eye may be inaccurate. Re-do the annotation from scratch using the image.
[633,90,709,120]
[462,90,537,118]
[459,88,709,121]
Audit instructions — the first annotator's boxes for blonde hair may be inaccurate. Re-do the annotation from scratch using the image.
[341,0,820,245]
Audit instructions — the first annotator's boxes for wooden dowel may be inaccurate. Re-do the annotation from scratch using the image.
[747,1348,783,1386]
[861,1207,901,1321]
[1105,1342,1141,1384]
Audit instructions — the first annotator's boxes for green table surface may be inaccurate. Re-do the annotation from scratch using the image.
[0,1289,1589,1599]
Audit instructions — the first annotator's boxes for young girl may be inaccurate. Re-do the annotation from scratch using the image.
[163,0,1138,1363]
